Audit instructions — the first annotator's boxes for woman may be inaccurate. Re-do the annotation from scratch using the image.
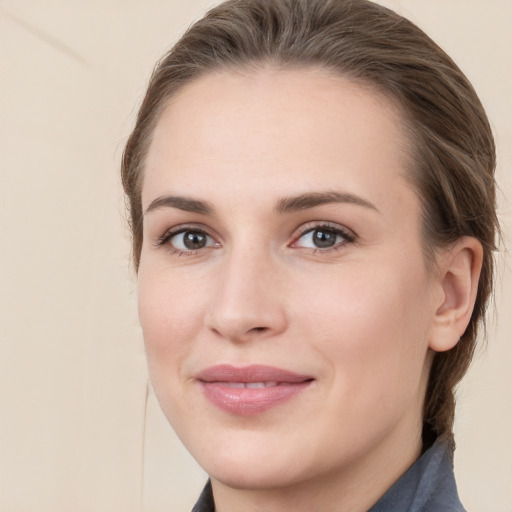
[121,0,499,510]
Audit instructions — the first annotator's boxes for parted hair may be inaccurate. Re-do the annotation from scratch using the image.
[121,0,498,440]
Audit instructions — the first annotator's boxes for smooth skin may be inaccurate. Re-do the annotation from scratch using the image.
[138,66,482,512]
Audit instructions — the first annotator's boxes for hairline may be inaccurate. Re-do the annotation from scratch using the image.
[135,60,441,270]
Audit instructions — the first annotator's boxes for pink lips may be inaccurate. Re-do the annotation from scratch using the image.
[196,364,314,416]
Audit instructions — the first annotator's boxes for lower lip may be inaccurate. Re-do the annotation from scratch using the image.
[200,381,312,416]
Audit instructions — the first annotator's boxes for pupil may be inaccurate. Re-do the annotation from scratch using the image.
[313,230,336,248]
[184,231,206,250]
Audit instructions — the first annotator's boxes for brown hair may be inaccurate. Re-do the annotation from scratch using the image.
[121,0,498,440]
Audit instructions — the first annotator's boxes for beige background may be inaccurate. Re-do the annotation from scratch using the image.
[0,1,510,511]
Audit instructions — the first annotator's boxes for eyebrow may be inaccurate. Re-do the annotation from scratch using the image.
[144,190,378,217]
[144,195,214,216]
[275,191,379,214]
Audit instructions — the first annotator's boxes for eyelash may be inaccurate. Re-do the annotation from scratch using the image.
[155,222,356,256]
[155,225,218,256]
[291,222,356,253]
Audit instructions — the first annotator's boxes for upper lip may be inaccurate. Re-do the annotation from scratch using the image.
[196,364,314,383]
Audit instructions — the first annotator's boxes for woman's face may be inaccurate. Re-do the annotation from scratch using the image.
[138,67,442,494]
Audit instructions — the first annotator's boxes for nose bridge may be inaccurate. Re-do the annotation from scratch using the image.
[206,237,287,341]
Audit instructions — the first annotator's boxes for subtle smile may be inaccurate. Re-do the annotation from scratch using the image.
[196,364,314,416]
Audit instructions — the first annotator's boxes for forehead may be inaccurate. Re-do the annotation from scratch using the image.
[143,66,415,215]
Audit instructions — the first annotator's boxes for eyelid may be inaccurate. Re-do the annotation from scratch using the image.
[294,221,355,238]
[290,221,356,249]
[155,223,220,252]
[153,221,355,255]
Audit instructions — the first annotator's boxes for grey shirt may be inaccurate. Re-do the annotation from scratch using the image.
[191,438,466,511]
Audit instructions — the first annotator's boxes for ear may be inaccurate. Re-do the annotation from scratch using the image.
[429,237,483,352]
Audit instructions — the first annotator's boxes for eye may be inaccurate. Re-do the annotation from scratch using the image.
[292,224,355,251]
[159,228,218,253]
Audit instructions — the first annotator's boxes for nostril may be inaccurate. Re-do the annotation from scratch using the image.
[251,327,267,332]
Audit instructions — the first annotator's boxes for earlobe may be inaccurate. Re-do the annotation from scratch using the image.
[429,237,483,352]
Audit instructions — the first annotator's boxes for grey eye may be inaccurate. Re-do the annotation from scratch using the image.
[170,230,214,251]
[297,228,344,249]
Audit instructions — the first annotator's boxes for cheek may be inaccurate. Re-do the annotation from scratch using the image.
[137,270,205,380]
[137,268,214,431]
[297,259,433,396]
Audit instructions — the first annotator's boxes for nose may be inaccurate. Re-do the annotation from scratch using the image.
[205,244,288,343]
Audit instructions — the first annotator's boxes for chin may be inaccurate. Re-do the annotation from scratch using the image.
[186,431,309,491]
[208,459,303,491]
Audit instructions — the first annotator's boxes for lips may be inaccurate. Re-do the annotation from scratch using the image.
[196,364,314,416]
